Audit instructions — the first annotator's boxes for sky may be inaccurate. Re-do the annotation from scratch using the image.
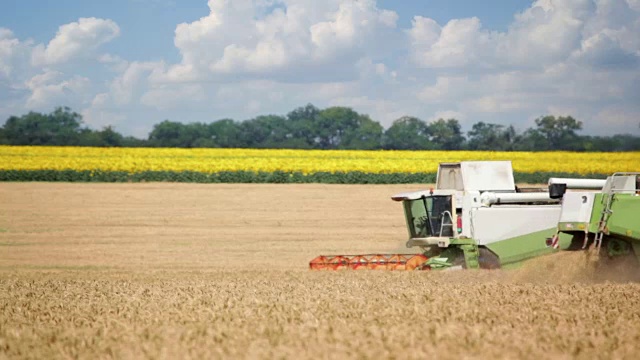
[1,0,639,137]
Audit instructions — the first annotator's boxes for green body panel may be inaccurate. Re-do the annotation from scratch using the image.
[484,228,572,268]
[589,193,640,241]
[419,230,569,269]
[418,238,480,269]
[449,239,480,269]
[557,222,589,232]
[588,197,602,234]
[460,244,480,269]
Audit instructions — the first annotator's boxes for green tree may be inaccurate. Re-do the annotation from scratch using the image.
[314,107,377,149]
[513,128,548,151]
[148,120,208,148]
[148,120,183,147]
[286,104,321,148]
[383,116,433,150]
[87,126,125,147]
[467,122,517,151]
[121,136,147,147]
[427,118,465,150]
[2,107,84,145]
[208,119,241,148]
[340,115,383,150]
[581,134,640,152]
[532,115,583,150]
[239,115,292,148]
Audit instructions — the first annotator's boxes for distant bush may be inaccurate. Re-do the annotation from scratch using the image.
[0,170,606,184]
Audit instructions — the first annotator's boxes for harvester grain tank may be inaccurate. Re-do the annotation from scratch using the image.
[310,161,578,270]
[549,173,640,262]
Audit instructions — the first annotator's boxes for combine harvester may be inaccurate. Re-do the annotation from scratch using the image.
[310,161,640,270]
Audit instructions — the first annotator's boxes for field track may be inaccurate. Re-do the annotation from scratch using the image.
[1,183,639,359]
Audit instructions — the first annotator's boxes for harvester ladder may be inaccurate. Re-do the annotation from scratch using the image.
[439,211,454,237]
[594,172,640,252]
[594,194,613,252]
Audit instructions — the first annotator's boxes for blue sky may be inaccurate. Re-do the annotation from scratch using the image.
[1,0,639,137]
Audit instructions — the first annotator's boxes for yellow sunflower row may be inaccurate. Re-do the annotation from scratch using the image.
[1,146,638,175]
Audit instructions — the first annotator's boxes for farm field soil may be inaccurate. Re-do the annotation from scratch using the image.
[1,183,639,359]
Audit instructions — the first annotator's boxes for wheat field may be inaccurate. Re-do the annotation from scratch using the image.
[1,183,639,359]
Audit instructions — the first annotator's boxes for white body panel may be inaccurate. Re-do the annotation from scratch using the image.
[559,192,596,223]
[392,190,436,201]
[392,189,462,204]
[460,161,515,192]
[436,163,464,191]
[470,206,562,245]
[436,161,515,192]
[460,191,481,238]
[480,192,555,206]
[603,175,637,194]
[548,178,606,189]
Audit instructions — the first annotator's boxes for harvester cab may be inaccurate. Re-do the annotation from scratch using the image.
[393,161,519,247]
[391,161,563,269]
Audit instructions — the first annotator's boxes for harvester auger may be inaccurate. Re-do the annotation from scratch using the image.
[549,173,640,265]
[310,161,615,271]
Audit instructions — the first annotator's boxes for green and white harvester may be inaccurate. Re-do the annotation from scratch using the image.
[310,161,639,271]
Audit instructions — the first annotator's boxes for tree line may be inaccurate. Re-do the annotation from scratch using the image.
[0,105,638,151]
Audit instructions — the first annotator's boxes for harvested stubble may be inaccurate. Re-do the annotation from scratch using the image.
[1,183,639,359]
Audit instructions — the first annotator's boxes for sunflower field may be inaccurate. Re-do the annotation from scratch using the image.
[1,146,638,183]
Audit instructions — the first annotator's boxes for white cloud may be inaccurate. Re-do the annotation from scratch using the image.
[0,28,32,80]
[0,28,12,39]
[628,0,640,12]
[105,61,165,106]
[403,0,640,135]
[162,0,398,81]
[32,18,120,66]
[418,76,472,103]
[500,0,592,67]
[592,106,640,128]
[81,108,126,130]
[407,0,628,70]
[429,110,465,122]
[573,31,639,68]
[0,28,19,78]
[329,95,405,125]
[98,54,129,72]
[465,95,528,113]
[25,70,90,108]
[409,17,495,68]
[3,1,640,138]
[140,84,206,110]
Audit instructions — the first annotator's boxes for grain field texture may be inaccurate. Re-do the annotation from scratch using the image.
[1,183,639,359]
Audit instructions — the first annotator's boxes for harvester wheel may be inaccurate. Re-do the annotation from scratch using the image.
[478,248,500,269]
